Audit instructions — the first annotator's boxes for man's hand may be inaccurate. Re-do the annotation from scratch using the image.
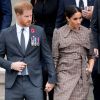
[82,10,92,20]
[82,6,94,20]
[45,82,55,92]
[11,61,27,72]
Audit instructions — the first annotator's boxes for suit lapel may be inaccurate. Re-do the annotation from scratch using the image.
[12,25,25,55]
[25,25,37,55]
[12,24,39,55]
[87,0,94,5]
[65,0,76,5]
[25,28,32,54]
[73,0,76,5]
[87,0,90,5]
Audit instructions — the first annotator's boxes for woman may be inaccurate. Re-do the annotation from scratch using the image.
[31,0,58,100]
[52,5,94,100]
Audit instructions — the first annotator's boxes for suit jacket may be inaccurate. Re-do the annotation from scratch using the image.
[91,0,100,49]
[91,0,100,73]
[0,24,57,88]
[0,0,12,31]
[55,0,95,28]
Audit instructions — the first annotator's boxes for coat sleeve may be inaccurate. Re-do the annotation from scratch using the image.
[52,29,60,68]
[90,0,98,49]
[40,28,57,84]
[0,30,12,71]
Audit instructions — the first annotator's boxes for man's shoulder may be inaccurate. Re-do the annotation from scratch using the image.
[30,24,45,36]
[57,24,67,32]
[30,24,44,31]
[1,25,15,33]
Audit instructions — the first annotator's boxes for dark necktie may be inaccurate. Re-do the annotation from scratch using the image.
[21,28,25,53]
[20,28,26,75]
[79,0,84,10]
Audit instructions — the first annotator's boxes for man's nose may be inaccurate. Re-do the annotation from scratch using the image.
[28,16,32,20]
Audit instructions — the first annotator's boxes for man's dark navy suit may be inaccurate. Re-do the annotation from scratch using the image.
[0,24,57,89]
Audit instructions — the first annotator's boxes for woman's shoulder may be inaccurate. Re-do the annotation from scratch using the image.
[57,24,69,32]
[80,25,91,37]
[80,25,91,40]
[53,25,67,37]
[80,25,91,32]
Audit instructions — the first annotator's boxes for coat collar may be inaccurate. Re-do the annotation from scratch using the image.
[60,25,83,38]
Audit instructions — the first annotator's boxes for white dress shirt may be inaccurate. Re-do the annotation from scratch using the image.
[75,0,88,8]
[16,23,29,49]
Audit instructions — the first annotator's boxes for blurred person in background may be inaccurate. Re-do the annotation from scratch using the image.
[0,0,12,31]
[91,0,100,99]
[55,0,95,28]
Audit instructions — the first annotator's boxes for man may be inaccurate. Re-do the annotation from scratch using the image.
[91,0,100,99]
[0,0,12,31]
[55,0,95,28]
[0,0,57,100]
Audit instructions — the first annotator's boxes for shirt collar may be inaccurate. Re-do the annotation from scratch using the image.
[16,23,29,33]
[75,0,87,7]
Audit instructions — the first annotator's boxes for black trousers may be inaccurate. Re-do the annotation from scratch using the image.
[92,67,100,100]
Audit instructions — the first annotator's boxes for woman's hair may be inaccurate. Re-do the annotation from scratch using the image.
[14,0,33,15]
[65,5,82,19]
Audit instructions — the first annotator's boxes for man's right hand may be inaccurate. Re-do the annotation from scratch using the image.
[11,61,27,72]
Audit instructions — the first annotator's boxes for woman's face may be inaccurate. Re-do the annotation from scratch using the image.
[67,12,82,29]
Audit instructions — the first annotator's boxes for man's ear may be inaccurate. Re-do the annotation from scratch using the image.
[16,13,21,18]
